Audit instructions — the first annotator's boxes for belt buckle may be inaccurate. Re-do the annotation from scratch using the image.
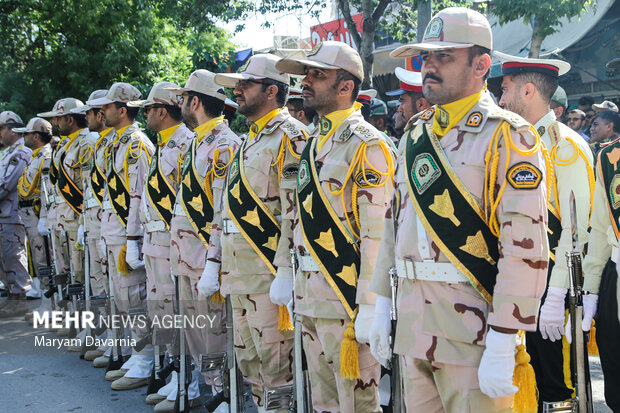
[404,257,417,281]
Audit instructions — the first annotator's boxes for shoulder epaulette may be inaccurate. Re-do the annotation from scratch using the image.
[280,119,305,138]
[262,120,284,135]
[352,124,384,143]
[487,109,529,130]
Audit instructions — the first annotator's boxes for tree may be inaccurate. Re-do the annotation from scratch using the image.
[0,0,237,119]
[490,0,590,58]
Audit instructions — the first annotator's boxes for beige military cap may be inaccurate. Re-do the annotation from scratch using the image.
[128,81,180,107]
[166,69,227,102]
[552,86,568,107]
[13,117,52,134]
[0,111,23,126]
[215,54,289,88]
[71,89,108,114]
[593,100,619,112]
[276,41,364,81]
[391,7,492,57]
[85,82,142,106]
[38,98,85,117]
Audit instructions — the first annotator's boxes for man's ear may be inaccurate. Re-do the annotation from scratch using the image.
[474,53,491,80]
[339,79,354,98]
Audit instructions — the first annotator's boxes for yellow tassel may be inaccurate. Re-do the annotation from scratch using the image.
[210,271,225,304]
[74,240,83,251]
[512,341,538,413]
[588,322,599,356]
[278,306,294,331]
[118,244,129,275]
[340,321,361,380]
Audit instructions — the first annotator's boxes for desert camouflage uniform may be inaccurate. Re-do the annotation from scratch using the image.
[79,128,115,296]
[526,110,593,403]
[17,143,52,287]
[53,128,89,283]
[293,109,393,412]
[217,108,306,408]
[370,93,549,412]
[140,123,193,322]
[170,120,241,383]
[0,137,32,293]
[100,123,154,341]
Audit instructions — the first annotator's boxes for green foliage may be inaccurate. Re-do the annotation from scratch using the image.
[0,0,238,120]
[490,0,589,41]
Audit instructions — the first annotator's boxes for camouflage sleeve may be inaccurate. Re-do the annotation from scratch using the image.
[207,144,235,263]
[356,139,394,306]
[487,125,549,332]
[126,142,150,237]
[0,151,31,200]
[549,139,593,289]
[273,133,307,277]
[39,159,52,220]
[369,198,396,298]
[583,166,611,294]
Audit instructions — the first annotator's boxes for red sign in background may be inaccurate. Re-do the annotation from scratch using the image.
[310,13,364,50]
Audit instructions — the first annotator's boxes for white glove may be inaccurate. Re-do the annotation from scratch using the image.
[269,269,294,306]
[77,225,85,247]
[354,303,375,345]
[125,240,144,269]
[197,260,221,297]
[37,217,49,236]
[369,296,392,368]
[581,294,598,332]
[538,286,567,342]
[478,329,518,398]
[98,238,107,258]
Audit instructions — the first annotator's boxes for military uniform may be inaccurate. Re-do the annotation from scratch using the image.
[293,109,394,412]
[0,137,33,295]
[216,107,306,407]
[140,122,194,323]
[79,128,115,296]
[170,118,241,383]
[17,143,52,289]
[370,91,550,412]
[526,110,593,403]
[582,136,620,411]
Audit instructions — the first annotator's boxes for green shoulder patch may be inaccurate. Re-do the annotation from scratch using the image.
[507,162,542,190]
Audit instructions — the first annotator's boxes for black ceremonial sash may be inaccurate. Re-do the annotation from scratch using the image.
[49,148,59,186]
[548,206,562,263]
[146,146,176,230]
[405,124,498,303]
[599,140,620,240]
[297,137,360,319]
[91,162,106,208]
[180,138,215,248]
[226,139,280,275]
[58,152,83,214]
[107,152,130,228]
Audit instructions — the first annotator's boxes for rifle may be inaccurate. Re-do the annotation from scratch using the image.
[80,221,98,357]
[106,267,125,372]
[566,191,594,413]
[388,266,402,413]
[289,248,312,413]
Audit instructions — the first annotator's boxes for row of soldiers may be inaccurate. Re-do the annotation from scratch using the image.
[1,6,619,413]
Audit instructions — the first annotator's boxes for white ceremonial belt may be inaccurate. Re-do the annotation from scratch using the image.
[47,194,56,204]
[395,258,468,283]
[296,252,320,272]
[223,219,240,234]
[173,203,186,217]
[84,198,99,209]
[102,200,113,210]
[612,246,618,264]
[144,220,166,233]
[55,195,66,204]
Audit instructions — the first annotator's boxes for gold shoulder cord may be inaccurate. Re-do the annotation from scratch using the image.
[271,132,304,184]
[202,146,234,207]
[17,159,45,198]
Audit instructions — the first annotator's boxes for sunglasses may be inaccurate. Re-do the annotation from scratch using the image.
[144,104,167,113]
[236,79,266,89]
[586,115,594,119]
[567,117,582,122]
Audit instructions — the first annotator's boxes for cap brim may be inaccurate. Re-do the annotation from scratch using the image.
[390,42,473,58]
[494,51,571,76]
[385,89,407,97]
[70,105,92,114]
[164,86,189,94]
[12,127,29,133]
[214,73,265,88]
[85,97,114,106]
[37,111,63,118]
[126,99,152,108]
[276,58,340,76]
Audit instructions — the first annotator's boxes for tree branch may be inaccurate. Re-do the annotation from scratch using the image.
[336,0,362,49]
[372,0,393,25]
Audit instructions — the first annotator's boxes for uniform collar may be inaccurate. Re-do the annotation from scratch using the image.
[533,110,556,147]
[194,116,225,142]
[249,108,282,141]
[432,89,483,138]
[115,124,131,137]
[31,146,44,157]
[158,123,182,147]
[317,106,358,152]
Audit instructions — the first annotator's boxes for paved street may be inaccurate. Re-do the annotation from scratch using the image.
[0,298,612,412]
